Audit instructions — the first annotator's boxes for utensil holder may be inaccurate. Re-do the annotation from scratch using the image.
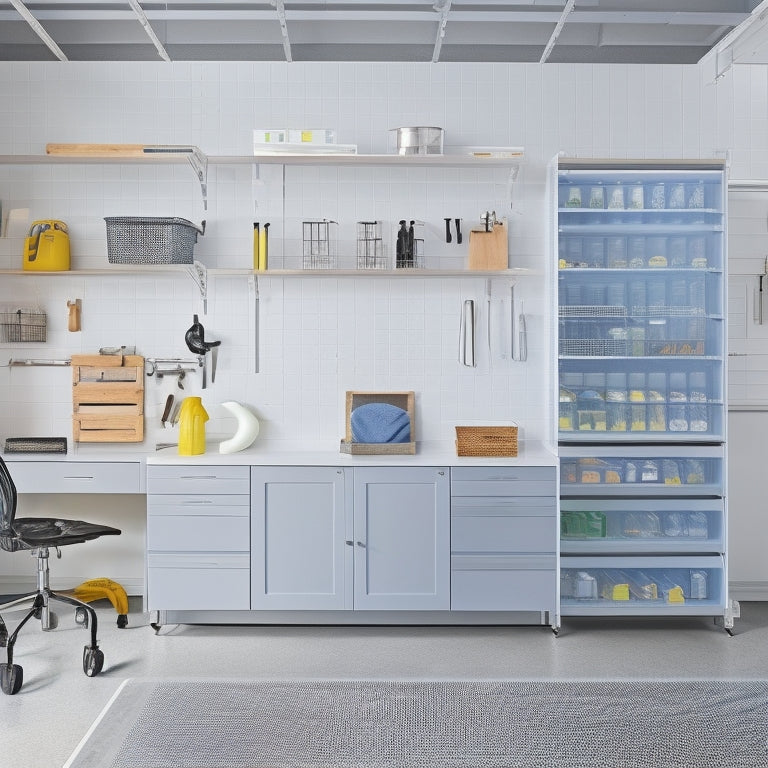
[302,219,337,269]
[356,221,387,269]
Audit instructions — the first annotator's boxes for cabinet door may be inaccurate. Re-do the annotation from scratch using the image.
[251,466,350,610]
[353,467,450,611]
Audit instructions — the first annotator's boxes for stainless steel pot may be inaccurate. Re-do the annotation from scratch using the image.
[390,126,444,155]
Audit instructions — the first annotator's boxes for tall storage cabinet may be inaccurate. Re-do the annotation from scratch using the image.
[552,158,735,630]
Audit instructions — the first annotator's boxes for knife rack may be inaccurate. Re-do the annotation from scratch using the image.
[72,355,145,442]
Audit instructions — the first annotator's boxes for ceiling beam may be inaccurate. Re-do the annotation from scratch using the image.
[127,0,171,62]
[7,0,68,60]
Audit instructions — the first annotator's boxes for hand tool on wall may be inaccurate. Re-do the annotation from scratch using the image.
[161,394,174,428]
[459,299,476,367]
[253,222,260,269]
[184,314,221,389]
[67,299,81,332]
[444,218,452,243]
[455,218,462,244]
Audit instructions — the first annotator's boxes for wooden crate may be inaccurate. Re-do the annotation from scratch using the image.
[72,355,144,442]
[340,390,415,455]
[455,425,518,456]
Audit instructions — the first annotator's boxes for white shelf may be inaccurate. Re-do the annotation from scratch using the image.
[0,267,537,278]
[0,148,523,168]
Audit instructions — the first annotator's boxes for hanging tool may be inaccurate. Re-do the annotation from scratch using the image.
[161,394,174,428]
[455,218,462,244]
[184,314,221,389]
[459,299,476,367]
[444,218,452,243]
[67,299,81,332]
[253,222,260,269]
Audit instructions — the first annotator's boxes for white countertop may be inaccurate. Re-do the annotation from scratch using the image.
[146,440,557,467]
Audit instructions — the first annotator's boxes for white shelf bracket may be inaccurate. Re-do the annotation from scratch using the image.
[187,260,208,314]
[188,147,209,210]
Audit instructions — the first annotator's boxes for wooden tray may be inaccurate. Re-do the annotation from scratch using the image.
[72,355,144,442]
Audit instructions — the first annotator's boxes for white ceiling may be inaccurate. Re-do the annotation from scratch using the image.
[0,0,766,67]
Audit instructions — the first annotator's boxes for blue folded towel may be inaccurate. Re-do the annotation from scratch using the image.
[351,402,411,443]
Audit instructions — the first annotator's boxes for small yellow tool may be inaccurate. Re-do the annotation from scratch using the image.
[62,578,129,627]
[253,222,260,269]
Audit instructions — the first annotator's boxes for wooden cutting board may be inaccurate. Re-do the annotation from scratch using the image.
[72,355,144,442]
[468,222,508,270]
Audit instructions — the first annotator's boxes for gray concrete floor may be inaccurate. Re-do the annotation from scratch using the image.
[1,599,767,768]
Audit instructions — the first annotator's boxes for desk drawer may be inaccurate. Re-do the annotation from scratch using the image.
[148,495,250,516]
[452,515,555,553]
[451,554,556,612]
[147,466,250,495]
[8,461,142,494]
[451,466,556,498]
[147,553,250,611]
[147,515,250,552]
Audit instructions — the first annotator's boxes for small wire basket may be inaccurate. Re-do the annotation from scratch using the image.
[356,221,387,269]
[0,309,47,342]
[302,219,337,269]
[104,217,205,265]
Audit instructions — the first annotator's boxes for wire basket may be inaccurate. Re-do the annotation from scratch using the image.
[0,309,47,342]
[104,217,205,265]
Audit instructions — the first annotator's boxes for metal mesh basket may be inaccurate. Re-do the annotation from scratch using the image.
[0,309,47,342]
[104,217,205,265]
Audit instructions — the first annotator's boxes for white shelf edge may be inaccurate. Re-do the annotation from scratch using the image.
[0,267,538,278]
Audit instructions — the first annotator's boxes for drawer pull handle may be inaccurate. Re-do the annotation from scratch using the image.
[182,500,214,505]
[180,475,219,480]
[64,476,94,480]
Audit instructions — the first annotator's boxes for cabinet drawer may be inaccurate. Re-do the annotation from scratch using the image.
[451,467,556,498]
[452,496,555,517]
[147,466,250,495]
[147,515,250,552]
[452,515,555,554]
[451,558,556,612]
[8,461,142,494]
[148,494,250,516]
[147,553,250,611]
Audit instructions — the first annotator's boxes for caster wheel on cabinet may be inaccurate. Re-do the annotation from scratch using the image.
[83,647,104,677]
[0,663,23,695]
[117,613,128,628]
[75,607,89,628]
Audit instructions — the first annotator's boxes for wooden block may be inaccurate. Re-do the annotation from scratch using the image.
[46,143,146,157]
[468,222,508,270]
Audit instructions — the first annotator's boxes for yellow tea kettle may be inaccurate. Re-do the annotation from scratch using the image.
[23,219,70,271]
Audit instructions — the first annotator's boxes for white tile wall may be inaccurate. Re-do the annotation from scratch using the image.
[0,60,765,456]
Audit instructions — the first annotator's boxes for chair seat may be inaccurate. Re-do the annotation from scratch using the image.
[9,517,121,549]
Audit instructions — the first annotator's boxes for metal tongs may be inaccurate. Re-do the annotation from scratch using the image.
[184,314,221,388]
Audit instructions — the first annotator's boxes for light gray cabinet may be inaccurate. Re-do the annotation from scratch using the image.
[250,466,350,610]
[146,465,251,611]
[450,467,557,618]
[353,467,450,611]
[250,465,450,612]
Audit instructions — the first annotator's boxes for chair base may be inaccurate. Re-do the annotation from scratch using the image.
[0,548,104,695]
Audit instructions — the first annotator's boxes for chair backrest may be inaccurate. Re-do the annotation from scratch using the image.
[0,456,18,532]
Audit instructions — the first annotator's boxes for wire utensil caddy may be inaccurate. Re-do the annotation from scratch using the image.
[356,221,387,269]
[302,219,338,269]
[0,308,47,342]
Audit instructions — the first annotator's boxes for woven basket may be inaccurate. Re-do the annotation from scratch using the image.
[455,425,518,457]
[105,217,205,264]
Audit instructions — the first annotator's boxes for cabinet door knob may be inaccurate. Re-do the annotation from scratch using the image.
[345,540,353,546]
[356,540,366,548]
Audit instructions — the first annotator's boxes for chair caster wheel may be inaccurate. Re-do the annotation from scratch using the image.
[83,646,104,677]
[75,607,89,628]
[117,613,128,628]
[0,663,23,695]
[42,611,58,631]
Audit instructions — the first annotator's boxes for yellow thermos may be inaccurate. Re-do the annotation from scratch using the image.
[23,220,70,271]
[178,396,209,456]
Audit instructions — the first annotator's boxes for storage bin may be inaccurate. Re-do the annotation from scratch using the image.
[104,217,205,264]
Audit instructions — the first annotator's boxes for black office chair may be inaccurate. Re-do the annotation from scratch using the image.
[0,455,121,695]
